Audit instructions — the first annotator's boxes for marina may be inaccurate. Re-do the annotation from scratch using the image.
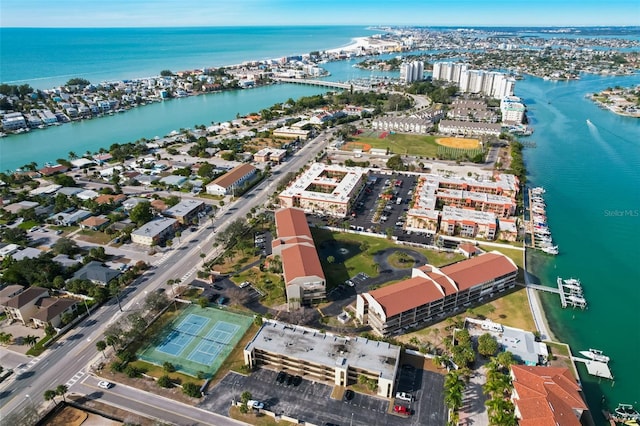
[525,187,558,255]
[525,277,587,309]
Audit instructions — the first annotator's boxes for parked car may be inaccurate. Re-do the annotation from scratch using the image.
[276,371,287,383]
[345,280,354,287]
[286,374,294,386]
[240,281,251,288]
[212,284,223,290]
[293,375,302,386]
[97,381,113,389]
[394,405,410,415]
[344,389,355,401]
[395,392,412,402]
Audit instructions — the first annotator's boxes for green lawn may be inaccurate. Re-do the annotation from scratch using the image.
[353,133,440,157]
[75,229,114,245]
[311,228,465,287]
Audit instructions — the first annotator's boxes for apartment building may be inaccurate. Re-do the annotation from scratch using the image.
[278,163,366,218]
[356,252,518,336]
[272,208,325,310]
[244,320,400,398]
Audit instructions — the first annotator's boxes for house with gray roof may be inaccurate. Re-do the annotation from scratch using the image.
[48,209,92,226]
[72,261,121,286]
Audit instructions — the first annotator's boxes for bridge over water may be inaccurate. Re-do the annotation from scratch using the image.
[273,77,370,92]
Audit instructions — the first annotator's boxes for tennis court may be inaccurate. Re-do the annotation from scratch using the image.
[138,305,253,377]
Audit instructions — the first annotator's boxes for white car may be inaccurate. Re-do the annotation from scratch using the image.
[97,381,114,389]
[247,400,264,409]
[395,391,412,402]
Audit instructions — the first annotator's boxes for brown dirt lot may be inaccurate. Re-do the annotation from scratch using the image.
[435,137,481,149]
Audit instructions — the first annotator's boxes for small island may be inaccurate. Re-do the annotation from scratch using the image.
[589,85,640,117]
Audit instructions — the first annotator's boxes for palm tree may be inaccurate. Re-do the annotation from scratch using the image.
[24,335,38,347]
[68,151,78,161]
[96,340,107,358]
[105,334,119,351]
[55,384,68,403]
[0,332,12,346]
[44,389,57,405]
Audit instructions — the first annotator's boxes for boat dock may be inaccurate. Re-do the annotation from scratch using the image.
[571,356,614,379]
[525,187,558,255]
[525,277,587,309]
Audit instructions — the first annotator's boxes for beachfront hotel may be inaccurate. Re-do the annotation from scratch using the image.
[244,320,400,398]
[272,208,326,310]
[356,252,518,336]
[278,163,367,218]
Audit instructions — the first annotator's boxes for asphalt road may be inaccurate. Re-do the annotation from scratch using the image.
[0,128,335,423]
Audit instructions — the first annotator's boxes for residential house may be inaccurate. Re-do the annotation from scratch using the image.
[510,365,591,426]
[31,298,78,329]
[80,215,110,231]
[2,287,49,325]
[72,261,121,286]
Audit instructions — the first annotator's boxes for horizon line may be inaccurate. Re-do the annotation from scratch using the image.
[2,24,639,30]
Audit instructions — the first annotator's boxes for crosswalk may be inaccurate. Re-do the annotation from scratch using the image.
[153,252,172,266]
[65,369,85,388]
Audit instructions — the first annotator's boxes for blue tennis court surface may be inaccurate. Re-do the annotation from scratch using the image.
[138,305,253,378]
[156,330,194,356]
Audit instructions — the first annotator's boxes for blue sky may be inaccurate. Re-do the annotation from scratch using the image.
[2,0,639,27]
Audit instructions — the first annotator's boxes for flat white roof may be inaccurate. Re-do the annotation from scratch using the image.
[246,320,400,380]
[280,163,365,204]
[132,217,177,238]
[441,205,496,225]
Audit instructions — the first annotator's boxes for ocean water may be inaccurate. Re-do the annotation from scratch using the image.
[0,26,376,89]
[516,73,640,419]
[1,26,639,423]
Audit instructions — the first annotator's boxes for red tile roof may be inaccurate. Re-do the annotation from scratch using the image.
[281,244,325,285]
[368,276,445,317]
[511,365,587,426]
[275,208,324,286]
[94,194,126,205]
[440,252,517,291]
[274,208,312,239]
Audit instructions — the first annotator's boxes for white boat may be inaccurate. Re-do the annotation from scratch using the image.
[563,278,581,286]
[579,348,610,363]
[541,246,559,255]
[531,187,545,194]
[615,404,640,421]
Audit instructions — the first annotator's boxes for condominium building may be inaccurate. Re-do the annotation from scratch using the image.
[400,61,424,84]
[500,96,526,124]
[439,206,497,240]
[206,163,257,196]
[278,163,367,218]
[406,173,519,237]
[356,252,518,336]
[432,62,515,99]
[272,208,326,309]
[438,120,503,137]
[244,320,400,398]
[131,217,178,246]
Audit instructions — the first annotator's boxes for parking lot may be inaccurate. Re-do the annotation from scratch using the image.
[201,365,446,426]
[308,172,437,247]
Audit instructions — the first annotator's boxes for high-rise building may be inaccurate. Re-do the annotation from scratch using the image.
[432,61,515,99]
[400,61,424,84]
